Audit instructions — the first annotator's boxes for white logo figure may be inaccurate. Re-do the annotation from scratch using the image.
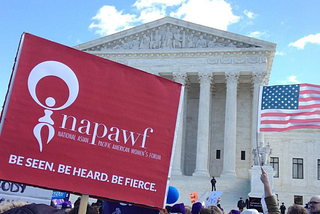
[28,61,79,152]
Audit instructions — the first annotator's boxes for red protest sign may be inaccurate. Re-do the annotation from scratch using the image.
[190,192,198,204]
[0,33,183,209]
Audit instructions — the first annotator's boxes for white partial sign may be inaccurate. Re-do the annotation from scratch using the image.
[206,191,223,207]
[0,180,53,205]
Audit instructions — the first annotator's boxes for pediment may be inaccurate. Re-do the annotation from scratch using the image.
[74,17,276,53]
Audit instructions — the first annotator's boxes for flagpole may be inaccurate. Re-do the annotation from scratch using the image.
[78,194,89,214]
[256,85,264,167]
[256,138,261,167]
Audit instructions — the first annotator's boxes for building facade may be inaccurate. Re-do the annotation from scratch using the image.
[75,17,320,207]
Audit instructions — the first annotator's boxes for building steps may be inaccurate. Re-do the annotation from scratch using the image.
[168,175,251,213]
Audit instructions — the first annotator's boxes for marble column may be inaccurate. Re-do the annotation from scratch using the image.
[251,71,267,155]
[193,72,212,177]
[221,71,239,178]
[172,72,188,175]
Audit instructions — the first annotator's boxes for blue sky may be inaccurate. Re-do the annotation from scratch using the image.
[1,0,319,106]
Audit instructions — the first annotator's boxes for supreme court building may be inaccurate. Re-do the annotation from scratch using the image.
[75,17,320,207]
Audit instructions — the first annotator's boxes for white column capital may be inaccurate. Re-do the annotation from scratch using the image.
[198,72,213,85]
[252,70,267,85]
[225,71,239,84]
[173,72,188,85]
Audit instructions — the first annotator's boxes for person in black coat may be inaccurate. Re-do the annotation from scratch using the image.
[210,177,216,191]
[237,197,246,212]
[280,202,286,214]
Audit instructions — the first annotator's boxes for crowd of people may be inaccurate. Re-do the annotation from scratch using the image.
[0,198,100,214]
[0,167,319,214]
[165,167,319,214]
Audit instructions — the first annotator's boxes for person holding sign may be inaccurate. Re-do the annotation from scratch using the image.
[260,167,309,214]
[260,166,278,214]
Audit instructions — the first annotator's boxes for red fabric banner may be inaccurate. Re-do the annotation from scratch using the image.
[0,33,183,209]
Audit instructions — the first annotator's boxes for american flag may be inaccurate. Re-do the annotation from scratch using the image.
[258,83,320,132]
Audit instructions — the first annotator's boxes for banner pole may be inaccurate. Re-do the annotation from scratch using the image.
[0,33,25,135]
[78,194,89,214]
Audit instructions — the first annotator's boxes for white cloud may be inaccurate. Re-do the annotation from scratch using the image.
[243,10,255,19]
[89,0,240,36]
[133,0,186,10]
[280,75,300,84]
[138,6,166,23]
[170,0,240,31]
[134,0,185,23]
[275,51,285,56]
[89,6,138,36]
[247,31,269,39]
[288,76,300,84]
[289,33,320,49]
[238,20,254,31]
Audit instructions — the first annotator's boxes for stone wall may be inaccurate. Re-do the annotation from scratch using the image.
[265,130,320,205]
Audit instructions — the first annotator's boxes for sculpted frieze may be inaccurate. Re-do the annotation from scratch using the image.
[98,55,268,68]
[247,57,259,64]
[128,58,208,66]
[207,56,267,65]
[220,58,233,64]
[207,58,220,64]
[98,53,267,68]
[234,58,246,64]
[82,24,259,52]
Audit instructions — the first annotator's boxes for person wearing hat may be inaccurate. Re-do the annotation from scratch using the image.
[229,210,240,214]
[191,202,203,214]
[237,197,246,212]
[170,203,186,214]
